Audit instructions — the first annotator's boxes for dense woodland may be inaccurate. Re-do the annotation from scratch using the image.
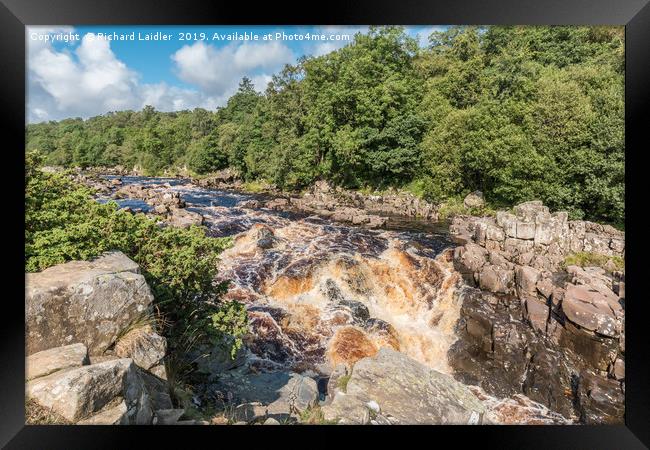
[26,26,625,225]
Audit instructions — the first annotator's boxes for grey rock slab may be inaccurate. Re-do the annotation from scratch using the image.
[26,251,154,355]
[153,408,186,425]
[114,325,166,370]
[26,343,89,381]
[26,358,136,422]
[322,348,486,425]
[77,399,128,425]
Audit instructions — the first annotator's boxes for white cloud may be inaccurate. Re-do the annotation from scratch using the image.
[28,29,143,121]
[250,74,273,93]
[171,40,293,98]
[27,28,230,122]
[234,41,294,70]
[27,26,435,123]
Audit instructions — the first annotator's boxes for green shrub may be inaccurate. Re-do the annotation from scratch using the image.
[240,180,271,193]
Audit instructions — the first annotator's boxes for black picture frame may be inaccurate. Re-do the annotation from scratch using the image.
[2,0,648,447]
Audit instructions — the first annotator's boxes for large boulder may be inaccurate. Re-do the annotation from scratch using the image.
[25,252,154,355]
[562,284,621,337]
[26,358,151,424]
[322,348,486,425]
[213,370,319,422]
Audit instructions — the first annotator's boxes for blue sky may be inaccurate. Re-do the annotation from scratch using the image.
[27,25,446,123]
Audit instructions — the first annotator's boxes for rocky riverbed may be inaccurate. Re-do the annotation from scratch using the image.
[26,170,625,425]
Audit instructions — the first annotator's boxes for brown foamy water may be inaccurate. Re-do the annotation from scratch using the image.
[217,216,462,375]
[102,177,574,424]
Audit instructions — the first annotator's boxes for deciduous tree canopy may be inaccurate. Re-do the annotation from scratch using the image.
[26,26,625,226]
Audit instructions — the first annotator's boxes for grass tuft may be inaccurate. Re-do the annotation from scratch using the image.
[298,404,338,425]
[25,398,71,425]
[336,374,351,393]
[563,252,624,272]
[437,196,496,221]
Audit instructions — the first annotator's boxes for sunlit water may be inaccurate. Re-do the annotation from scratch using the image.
[97,175,573,424]
[101,176,461,374]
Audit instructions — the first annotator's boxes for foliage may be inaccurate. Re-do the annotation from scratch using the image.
[26,25,624,225]
[240,180,272,194]
[210,301,248,359]
[437,196,496,221]
[25,151,247,359]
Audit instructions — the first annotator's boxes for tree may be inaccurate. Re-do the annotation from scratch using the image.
[25,26,625,225]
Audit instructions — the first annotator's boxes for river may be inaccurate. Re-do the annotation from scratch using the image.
[101,176,461,373]
[98,175,571,424]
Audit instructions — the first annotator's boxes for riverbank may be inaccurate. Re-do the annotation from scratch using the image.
[74,167,464,232]
[92,173,625,423]
[28,168,625,424]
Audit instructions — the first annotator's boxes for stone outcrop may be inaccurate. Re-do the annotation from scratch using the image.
[113,182,209,229]
[25,253,176,425]
[260,180,437,228]
[321,348,486,425]
[114,325,167,373]
[448,200,625,424]
[213,370,319,423]
[193,168,242,189]
[448,286,579,419]
[450,200,624,267]
[26,355,155,424]
[26,251,155,355]
[26,343,89,381]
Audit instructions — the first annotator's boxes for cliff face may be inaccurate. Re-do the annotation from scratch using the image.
[448,201,625,424]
